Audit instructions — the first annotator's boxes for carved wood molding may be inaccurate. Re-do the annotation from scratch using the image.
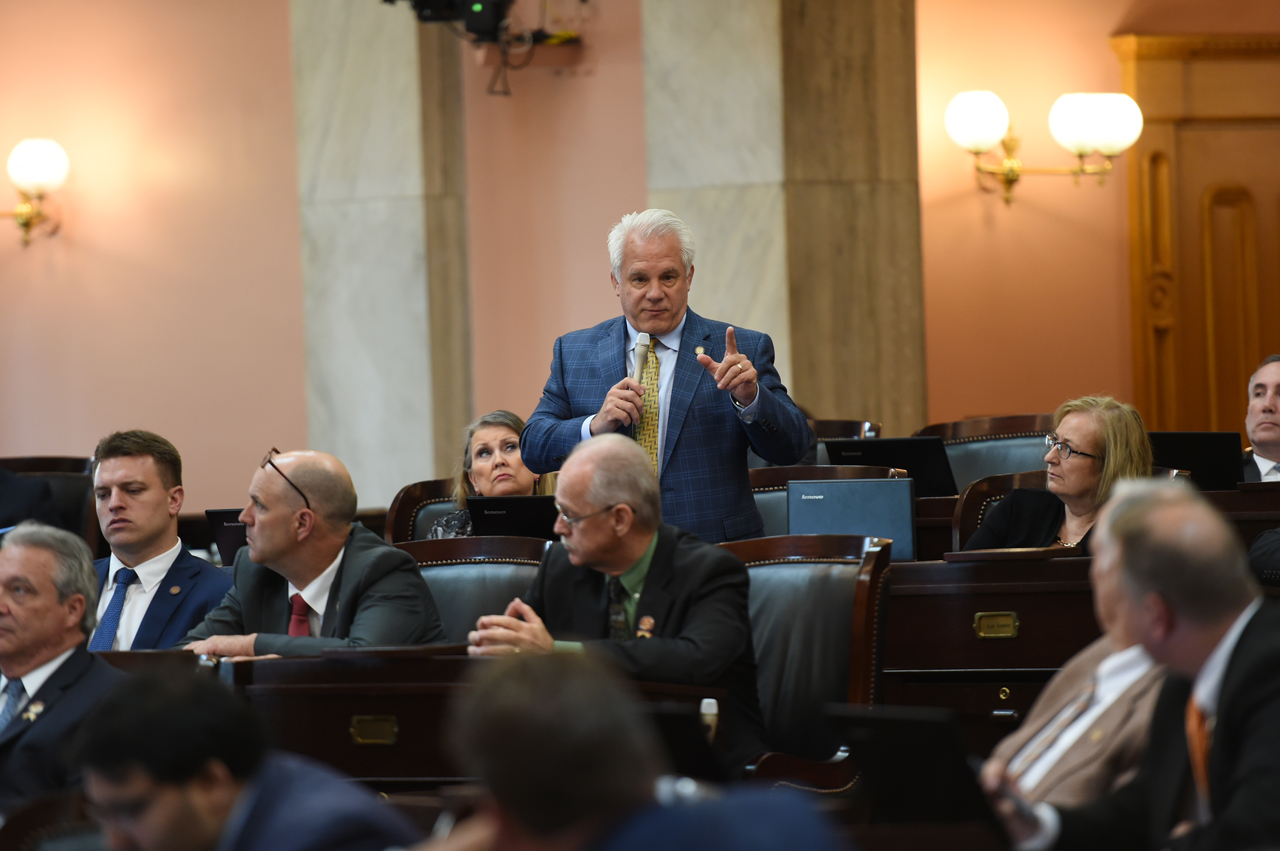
[1112,34,1280,61]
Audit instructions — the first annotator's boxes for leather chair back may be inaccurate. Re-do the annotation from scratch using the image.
[749,465,906,538]
[385,478,457,543]
[396,537,548,643]
[944,436,1051,494]
[0,457,98,554]
[720,535,891,760]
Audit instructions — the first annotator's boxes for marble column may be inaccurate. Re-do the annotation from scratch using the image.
[291,1,454,508]
[641,0,925,435]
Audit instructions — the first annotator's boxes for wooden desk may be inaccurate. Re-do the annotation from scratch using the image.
[915,496,958,561]
[1205,485,1280,548]
[878,556,1098,757]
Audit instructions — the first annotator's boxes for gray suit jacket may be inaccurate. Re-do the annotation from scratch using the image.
[180,524,444,655]
[990,635,1165,808]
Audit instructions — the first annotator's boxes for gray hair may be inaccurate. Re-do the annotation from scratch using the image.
[569,434,662,531]
[1248,354,1280,394]
[607,209,695,282]
[1102,480,1258,624]
[2,521,100,636]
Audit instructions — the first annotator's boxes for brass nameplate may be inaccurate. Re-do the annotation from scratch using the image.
[973,612,1019,639]
[350,715,399,745]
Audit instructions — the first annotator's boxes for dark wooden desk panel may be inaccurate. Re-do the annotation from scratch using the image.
[915,496,958,561]
[1205,486,1280,548]
[879,557,1099,756]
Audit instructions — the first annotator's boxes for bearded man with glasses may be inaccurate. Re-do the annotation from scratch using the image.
[182,449,443,657]
[466,433,767,772]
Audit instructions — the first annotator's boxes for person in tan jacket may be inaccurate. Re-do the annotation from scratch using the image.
[984,525,1166,807]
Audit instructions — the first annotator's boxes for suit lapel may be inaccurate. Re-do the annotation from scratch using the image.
[319,528,357,639]
[570,570,608,638]
[0,644,92,749]
[633,527,676,638]
[663,311,711,473]
[601,318,629,392]
[131,550,199,650]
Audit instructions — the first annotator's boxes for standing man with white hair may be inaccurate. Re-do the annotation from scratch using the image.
[521,209,811,544]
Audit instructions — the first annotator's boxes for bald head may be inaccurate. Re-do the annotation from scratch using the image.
[564,435,661,531]
[271,451,358,530]
[1101,480,1258,625]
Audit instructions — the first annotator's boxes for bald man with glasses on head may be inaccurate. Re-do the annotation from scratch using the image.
[181,449,444,657]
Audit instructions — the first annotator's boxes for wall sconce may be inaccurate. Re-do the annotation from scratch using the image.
[4,139,69,246]
[944,91,1143,204]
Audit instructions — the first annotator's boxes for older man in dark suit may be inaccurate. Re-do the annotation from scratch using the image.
[182,449,443,657]
[521,209,811,544]
[468,433,767,771]
[987,480,1280,851]
[0,521,125,812]
[1242,355,1280,483]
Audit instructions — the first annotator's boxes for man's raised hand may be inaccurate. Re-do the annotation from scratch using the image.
[696,327,758,407]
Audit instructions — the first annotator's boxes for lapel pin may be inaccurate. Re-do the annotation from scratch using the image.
[1090,729,1103,743]
[21,701,44,723]
[169,586,181,595]
[638,615,654,632]
[694,346,705,355]
[635,629,652,639]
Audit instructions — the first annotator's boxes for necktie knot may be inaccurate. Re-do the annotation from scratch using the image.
[115,568,137,588]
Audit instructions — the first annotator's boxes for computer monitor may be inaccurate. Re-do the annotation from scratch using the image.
[824,437,959,498]
[787,478,915,560]
[1148,431,1243,491]
[466,495,559,540]
[205,509,247,566]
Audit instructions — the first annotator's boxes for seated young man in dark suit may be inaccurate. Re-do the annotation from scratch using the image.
[467,433,767,771]
[182,449,444,657]
[72,672,421,851]
[426,652,843,851]
[0,522,125,812]
[90,431,230,651]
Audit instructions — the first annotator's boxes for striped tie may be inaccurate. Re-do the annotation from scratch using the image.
[634,341,660,473]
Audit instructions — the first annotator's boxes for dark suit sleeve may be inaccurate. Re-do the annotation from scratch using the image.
[254,549,444,655]
[178,571,247,646]
[522,335,593,474]
[963,491,1017,550]
[587,550,750,685]
[739,332,812,467]
[1249,529,1280,586]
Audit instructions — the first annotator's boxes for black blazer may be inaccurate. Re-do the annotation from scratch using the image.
[1057,602,1280,851]
[963,489,1092,554]
[0,643,126,813]
[524,524,768,770]
[181,524,445,655]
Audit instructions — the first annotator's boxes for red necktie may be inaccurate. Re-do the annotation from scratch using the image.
[288,593,311,637]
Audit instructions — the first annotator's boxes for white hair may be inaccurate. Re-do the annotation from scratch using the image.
[607,209,695,282]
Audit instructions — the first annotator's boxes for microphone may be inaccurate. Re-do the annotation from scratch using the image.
[632,332,651,383]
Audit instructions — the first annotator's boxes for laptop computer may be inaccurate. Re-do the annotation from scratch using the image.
[826,704,1010,842]
[1148,431,1244,491]
[466,495,559,540]
[824,437,960,498]
[205,509,248,566]
[786,478,916,560]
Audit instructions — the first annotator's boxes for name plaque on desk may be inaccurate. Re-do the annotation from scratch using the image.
[972,611,1019,638]
[350,715,399,746]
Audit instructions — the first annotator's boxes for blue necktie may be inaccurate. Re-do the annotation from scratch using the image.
[0,678,25,729]
[89,568,137,651]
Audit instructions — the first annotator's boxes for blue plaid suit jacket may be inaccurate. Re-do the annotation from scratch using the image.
[521,309,811,542]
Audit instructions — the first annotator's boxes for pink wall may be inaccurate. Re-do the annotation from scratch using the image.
[462,0,648,421]
[0,0,307,512]
[917,0,1280,425]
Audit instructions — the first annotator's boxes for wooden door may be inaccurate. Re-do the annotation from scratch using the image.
[1116,35,1280,434]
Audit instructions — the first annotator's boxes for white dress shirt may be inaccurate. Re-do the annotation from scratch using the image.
[0,646,76,718]
[580,313,760,473]
[1253,452,1280,482]
[1010,643,1155,793]
[91,539,183,651]
[1022,597,1264,849]
[286,547,345,638]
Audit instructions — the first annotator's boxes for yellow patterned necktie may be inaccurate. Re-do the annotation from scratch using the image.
[635,341,661,473]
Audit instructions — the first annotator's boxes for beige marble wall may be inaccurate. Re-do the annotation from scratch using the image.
[641,0,793,388]
[291,0,436,508]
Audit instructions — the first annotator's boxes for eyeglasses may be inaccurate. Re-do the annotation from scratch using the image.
[1044,433,1101,462]
[555,502,618,527]
[261,448,311,510]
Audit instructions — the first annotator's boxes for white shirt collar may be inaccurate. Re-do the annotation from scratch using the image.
[625,312,687,354]
[0,645,77,702]
[107,539,183,593]
[287,546,345,618]
[1192,597,1263,717]
[1254,451,1280,478]
[1094,642,1155,703]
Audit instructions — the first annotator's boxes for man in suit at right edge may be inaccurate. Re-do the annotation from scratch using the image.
[1242,354,1280,483]
[986,479,1280,851]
